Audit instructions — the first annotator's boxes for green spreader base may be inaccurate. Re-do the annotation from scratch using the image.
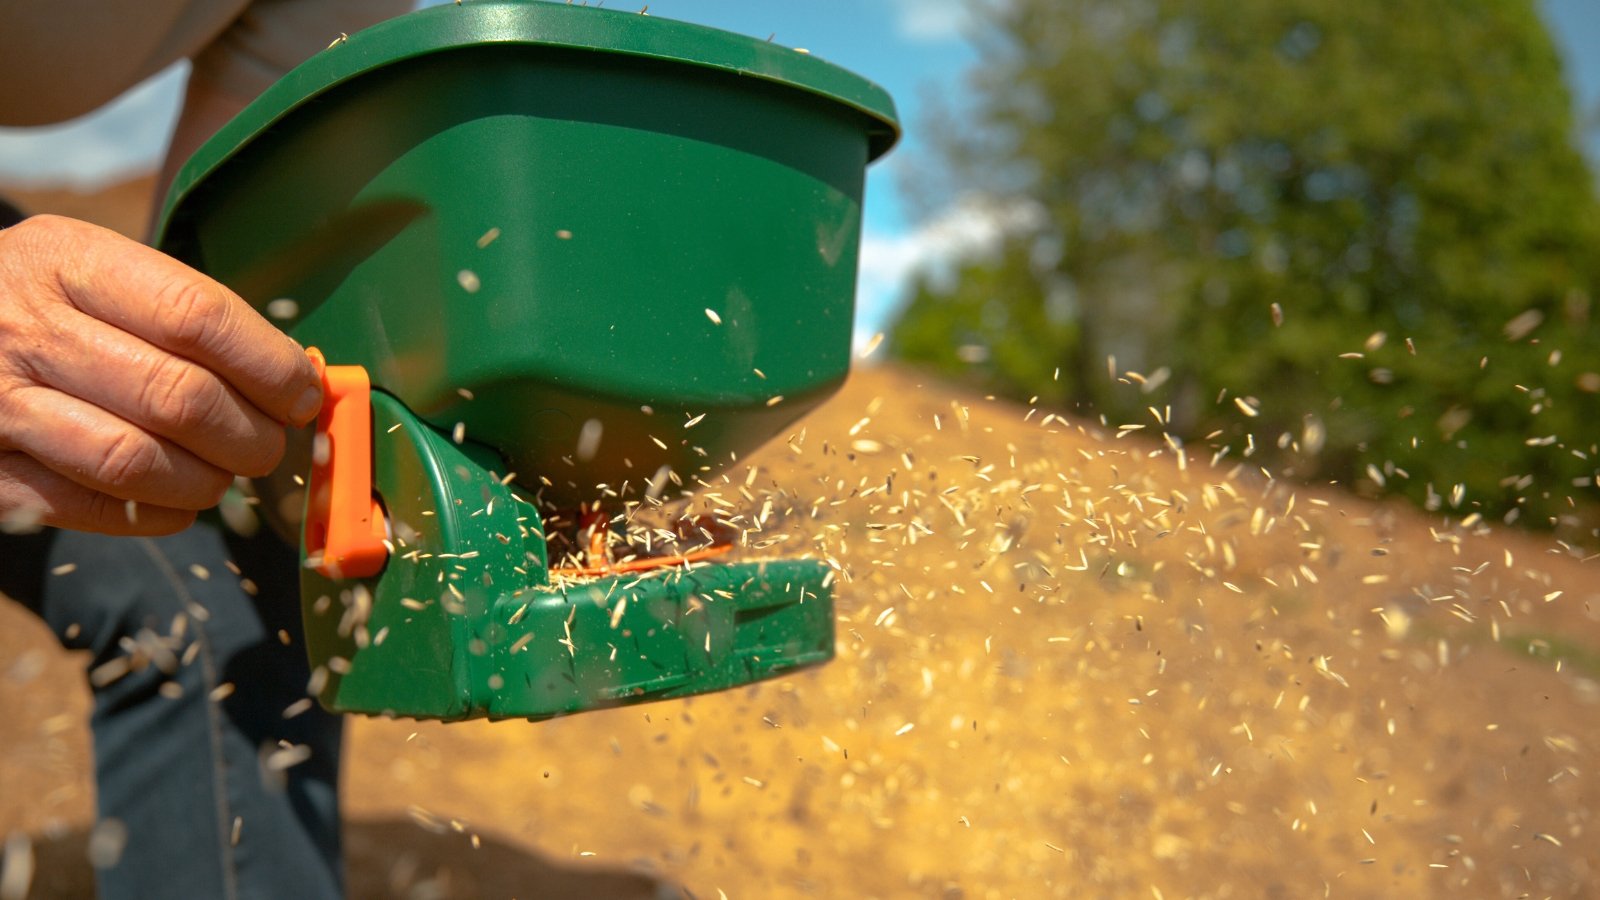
[486,559,833,720]
[299,391,834,722]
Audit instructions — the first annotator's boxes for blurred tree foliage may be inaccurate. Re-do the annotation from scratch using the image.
[892,0,1600,530]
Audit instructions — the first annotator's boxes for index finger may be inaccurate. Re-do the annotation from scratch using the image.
[54,219,322,427]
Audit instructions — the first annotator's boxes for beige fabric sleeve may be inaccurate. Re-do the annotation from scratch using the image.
[0,0,410,126]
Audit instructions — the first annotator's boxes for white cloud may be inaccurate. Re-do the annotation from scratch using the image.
[0,64,186,189]
[886,0,972,43]
[853,196,1041,351]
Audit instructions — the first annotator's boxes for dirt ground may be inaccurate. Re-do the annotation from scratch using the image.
[3,179,1600,898]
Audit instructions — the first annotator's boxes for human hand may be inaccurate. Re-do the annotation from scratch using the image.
[0,215,321,535]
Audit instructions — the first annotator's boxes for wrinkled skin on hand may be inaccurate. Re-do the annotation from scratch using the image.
[0,214,321,535]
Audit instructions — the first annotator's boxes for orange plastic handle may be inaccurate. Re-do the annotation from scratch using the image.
[304,347,388,580]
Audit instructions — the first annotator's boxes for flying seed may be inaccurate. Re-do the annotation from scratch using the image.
[705,308,722,325]
[684,413,706,429]
[476,227,501,248]
[576,419,604,461]
[86,819,127,869]
[456,270,481,293]
[265,744,313,772]
[266,298,300,320]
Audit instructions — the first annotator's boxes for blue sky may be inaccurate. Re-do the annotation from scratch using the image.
[1,0,1595,343]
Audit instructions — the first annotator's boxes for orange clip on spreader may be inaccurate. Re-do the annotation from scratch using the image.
[304,347,388,580]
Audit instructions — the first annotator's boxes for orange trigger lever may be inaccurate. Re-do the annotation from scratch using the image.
[304,347,388,580]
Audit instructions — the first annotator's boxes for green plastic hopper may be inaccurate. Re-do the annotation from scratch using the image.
[154,0,898,720]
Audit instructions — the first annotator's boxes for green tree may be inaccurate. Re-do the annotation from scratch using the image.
[893,0,1600,530]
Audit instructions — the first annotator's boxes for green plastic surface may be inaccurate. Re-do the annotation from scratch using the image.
[301,393,834,720]
[155,0,898,509]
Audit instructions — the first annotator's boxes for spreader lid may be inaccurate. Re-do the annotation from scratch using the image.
[156,0,900,240]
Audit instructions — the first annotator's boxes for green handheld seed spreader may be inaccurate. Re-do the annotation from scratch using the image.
[152,1,898,721]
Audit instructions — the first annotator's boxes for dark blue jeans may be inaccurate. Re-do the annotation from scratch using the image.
[10,523,343,900]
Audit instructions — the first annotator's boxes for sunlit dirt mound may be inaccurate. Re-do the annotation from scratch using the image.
[5,363,1598,899]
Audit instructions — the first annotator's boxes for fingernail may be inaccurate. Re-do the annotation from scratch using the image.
[290,384,323,425]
